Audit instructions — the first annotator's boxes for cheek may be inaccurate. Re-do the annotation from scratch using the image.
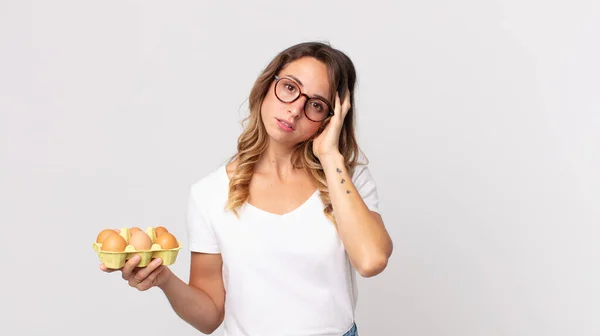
[299,120,322,138]
[260,94,281,119]
[259,104,272,125]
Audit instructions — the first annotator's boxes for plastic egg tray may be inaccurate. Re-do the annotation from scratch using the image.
[93,227,182,269]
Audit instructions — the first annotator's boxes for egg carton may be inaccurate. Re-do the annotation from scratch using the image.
[93,227,182,269]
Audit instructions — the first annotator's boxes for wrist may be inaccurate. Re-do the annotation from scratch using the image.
[318,151,344,166]
[157,267,176,291]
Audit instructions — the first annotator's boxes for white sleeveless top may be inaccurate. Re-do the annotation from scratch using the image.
[185,163,380,336]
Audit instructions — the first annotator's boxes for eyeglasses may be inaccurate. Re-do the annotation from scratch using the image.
[273,75,334,122]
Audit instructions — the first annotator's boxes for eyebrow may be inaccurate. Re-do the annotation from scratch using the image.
[283,74,331,104]
[286,74,304,87]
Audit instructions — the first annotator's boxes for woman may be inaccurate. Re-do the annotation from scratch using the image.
[100,41,393,336]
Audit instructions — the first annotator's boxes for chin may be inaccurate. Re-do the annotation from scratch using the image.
[267,132,299,147]
[266,129,312,149]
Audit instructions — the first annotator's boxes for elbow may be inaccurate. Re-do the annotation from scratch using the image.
[197,321,221,335]
[356,238,393,278]
[195,314,224,334]
[355,253,390,278]
[199,327,216,335]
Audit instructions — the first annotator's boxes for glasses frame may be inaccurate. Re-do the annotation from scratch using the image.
[273,75,335,122]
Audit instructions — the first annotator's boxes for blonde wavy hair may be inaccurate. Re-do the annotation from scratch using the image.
[225,41,365,223]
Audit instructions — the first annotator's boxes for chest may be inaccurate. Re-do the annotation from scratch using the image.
[247,174,318,216]
[213,198,346,273]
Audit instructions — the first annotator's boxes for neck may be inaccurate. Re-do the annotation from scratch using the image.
[255,140,300,179]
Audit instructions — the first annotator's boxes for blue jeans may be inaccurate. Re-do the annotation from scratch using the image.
[342,323,358,336]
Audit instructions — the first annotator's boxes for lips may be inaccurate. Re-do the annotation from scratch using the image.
[276,118,295,130]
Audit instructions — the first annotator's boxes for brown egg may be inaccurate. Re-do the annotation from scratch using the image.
[129,227,142,235]
[129,231,152,251]
[97,229,118,243]
[101,234,128,252]
[155,226,168,237]
[155,232,178,249]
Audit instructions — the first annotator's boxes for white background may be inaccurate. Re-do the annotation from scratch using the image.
[1,1,598,335]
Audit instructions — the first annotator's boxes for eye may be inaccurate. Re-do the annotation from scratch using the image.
[284,83,296,92]
[310,101,324,111]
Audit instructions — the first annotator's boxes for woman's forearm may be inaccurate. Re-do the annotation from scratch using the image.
[320,153,393,277]
[158,270,223,334]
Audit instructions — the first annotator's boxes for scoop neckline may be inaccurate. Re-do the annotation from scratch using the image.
[221,165,320,218]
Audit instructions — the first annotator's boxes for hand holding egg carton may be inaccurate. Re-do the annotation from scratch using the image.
[93,226,181,269]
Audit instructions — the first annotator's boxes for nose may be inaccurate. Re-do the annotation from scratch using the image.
[287,95,307,118]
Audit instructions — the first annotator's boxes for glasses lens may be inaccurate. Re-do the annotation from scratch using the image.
[275,77,331,122]
[275,78,299,102]
[305,98,330,121]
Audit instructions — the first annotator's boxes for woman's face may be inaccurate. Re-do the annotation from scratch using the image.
[260,56,333,147]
